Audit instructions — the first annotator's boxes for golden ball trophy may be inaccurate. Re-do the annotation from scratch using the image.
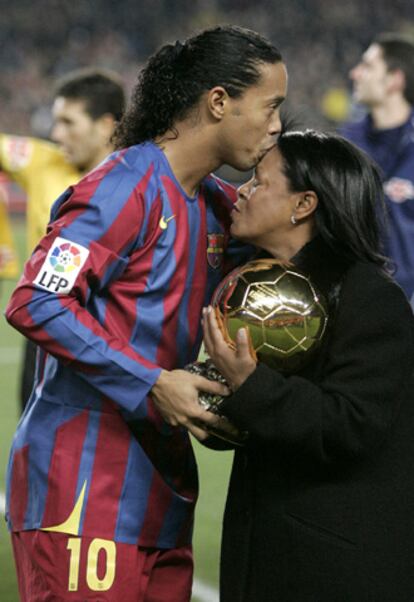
[187,258,328,444]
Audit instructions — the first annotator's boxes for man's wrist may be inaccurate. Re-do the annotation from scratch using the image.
[152,369,170,397]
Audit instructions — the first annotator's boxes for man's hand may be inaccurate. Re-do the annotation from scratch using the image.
[151,368,230,438]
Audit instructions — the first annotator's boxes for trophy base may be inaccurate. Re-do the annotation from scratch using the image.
[205,403,248,446]
[185,360,248,446]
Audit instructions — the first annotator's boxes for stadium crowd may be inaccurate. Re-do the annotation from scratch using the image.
[1,0,414,135]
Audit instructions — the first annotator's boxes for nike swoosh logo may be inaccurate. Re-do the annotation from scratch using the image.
[159,215,176,230]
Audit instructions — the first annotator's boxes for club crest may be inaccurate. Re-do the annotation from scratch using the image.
[207,233,224,269]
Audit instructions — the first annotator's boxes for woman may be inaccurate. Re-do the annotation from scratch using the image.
[201,130,414,602]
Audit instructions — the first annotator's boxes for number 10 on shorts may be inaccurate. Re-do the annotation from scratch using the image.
[67,537,116,591]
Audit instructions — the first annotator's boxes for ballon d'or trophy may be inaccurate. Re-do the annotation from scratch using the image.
[186,258,328,445]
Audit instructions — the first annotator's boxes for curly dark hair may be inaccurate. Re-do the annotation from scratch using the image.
[114,25,282,149]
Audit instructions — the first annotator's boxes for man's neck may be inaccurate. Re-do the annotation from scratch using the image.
[370,96,412,130]
[155,126,220,197]
[82,144,114,174]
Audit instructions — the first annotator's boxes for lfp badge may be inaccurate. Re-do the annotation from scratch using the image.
[34,237,90,294]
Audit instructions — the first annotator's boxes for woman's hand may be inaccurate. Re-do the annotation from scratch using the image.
[202,306,257,391]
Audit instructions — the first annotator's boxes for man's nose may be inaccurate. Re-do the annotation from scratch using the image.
[269,111,282,136]
[50,123,64,143]
[349,64,361,81]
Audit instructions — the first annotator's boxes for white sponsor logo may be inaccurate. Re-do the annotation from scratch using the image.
[5,136,33,170]
[34,236,89,294]
[384,178,414,204]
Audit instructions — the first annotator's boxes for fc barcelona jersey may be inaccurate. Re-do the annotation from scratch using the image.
[5,141,247,548]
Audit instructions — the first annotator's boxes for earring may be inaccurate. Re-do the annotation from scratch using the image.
[290,215,297,225]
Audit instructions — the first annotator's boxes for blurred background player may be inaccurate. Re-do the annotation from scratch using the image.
[0,177,19,285]
[0,68,126,409]
[340,33,414,307]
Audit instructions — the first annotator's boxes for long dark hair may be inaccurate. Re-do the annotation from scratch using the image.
[278,130,387,267]
[114,25,282,148]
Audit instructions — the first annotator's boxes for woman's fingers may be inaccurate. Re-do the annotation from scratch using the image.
[207,307,229,348]
[202,307,214,355]
[235,327,249,358]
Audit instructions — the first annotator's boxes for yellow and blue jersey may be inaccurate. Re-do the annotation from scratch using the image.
[0,178,19,279]
[0,134,82,254]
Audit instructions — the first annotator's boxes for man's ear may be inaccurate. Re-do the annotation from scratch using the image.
[294,190,318,220]
[96,113,117,140]
[388,68,406,95]
[207,86,230,120]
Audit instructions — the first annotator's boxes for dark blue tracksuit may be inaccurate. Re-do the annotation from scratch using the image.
[341,111,414,307]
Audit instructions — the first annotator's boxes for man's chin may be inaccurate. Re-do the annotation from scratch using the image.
[229,147,272,171]
[232,151,261,171]
[61,150,76,166]
[352,91,365,104]
[232,160,255,172]
[258,144,276,161]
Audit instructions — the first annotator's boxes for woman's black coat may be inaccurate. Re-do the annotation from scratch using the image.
[213,238,414,602]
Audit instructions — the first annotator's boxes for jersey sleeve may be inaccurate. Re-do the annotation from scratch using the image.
[5,160,162,413]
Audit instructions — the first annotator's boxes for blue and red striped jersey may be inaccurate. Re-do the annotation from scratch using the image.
[5,141,249,548]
